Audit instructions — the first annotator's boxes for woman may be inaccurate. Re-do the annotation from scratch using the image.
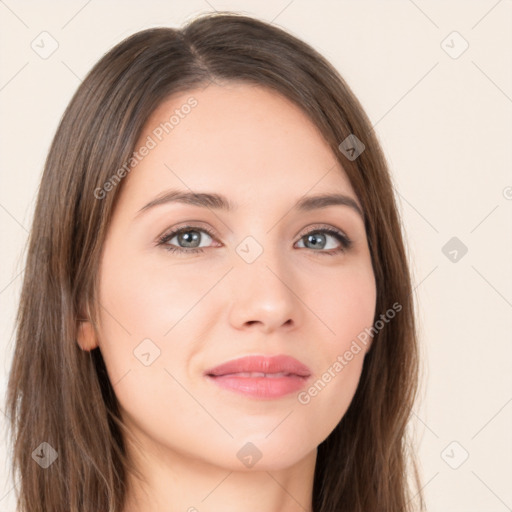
[6,11,424,512]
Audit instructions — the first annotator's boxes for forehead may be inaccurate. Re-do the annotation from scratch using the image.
[118,82,357,212]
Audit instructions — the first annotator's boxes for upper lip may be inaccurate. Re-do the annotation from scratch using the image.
[205,355,311,378]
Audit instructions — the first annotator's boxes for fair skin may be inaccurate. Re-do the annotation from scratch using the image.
[78,82,377,512]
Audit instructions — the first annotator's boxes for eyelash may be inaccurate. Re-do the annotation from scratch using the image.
[156,224,352,257]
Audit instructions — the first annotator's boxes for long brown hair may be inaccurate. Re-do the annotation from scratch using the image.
[6,12,424,512]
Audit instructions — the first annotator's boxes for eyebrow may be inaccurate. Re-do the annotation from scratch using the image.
[135,189,364,220]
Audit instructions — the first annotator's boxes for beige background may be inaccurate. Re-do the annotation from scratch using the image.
[1,1,511,510]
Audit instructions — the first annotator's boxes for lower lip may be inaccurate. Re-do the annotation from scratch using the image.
[206,374,309,399]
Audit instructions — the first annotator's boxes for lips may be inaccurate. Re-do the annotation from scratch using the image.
[205,354,311,378]
[204,355,311,399]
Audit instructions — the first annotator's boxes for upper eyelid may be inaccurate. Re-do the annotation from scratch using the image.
[161,223,216,240]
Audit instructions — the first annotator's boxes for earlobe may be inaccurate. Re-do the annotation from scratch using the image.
[77,321,99,351]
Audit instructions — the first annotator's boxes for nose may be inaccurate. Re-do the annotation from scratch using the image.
[227,245,303,334]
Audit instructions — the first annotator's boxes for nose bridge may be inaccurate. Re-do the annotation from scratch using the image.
[234,228,288,284]
[227,231,301,331]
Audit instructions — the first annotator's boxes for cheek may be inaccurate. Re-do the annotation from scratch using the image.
[312,259,377,349]
[97,249,215,343]
[94,249,222,400]
[94,256,206,445]
[296,260,375,435]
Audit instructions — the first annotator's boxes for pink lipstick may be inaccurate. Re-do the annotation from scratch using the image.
[204,354,311,399]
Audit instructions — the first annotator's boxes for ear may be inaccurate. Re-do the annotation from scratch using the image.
[77,321,99,351]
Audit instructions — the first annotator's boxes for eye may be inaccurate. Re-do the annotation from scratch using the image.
[157,225,218,255]
[156,224,352,256]
[295,225,352,256]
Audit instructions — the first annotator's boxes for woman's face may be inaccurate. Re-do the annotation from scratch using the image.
[81,82,377,471]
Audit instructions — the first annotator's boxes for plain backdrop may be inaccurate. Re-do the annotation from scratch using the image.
[1,1,511,511]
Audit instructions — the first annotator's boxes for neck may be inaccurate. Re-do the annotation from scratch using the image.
[121,432,316,512]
